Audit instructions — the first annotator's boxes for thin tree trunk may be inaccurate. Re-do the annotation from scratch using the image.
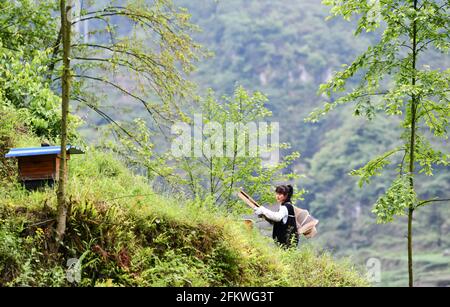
[407,0,419,288]
[56,0,72,245]
[210,154,214,197]
[407,206,414,287]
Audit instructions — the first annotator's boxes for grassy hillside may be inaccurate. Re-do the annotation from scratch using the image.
[0,106,367,287]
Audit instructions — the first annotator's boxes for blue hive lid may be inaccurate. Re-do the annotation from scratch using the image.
[5,145,84,158]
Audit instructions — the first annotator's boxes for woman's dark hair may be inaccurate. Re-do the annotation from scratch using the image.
[275,184,294,202]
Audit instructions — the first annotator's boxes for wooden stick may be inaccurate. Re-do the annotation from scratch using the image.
[238,190,260,209]
[240,190,260,207]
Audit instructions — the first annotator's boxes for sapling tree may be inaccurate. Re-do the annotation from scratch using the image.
[175,86,302,211]
[307,0,450,286]
[54,0,203,243]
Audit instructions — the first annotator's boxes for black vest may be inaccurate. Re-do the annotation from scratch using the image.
[272,202,298,248]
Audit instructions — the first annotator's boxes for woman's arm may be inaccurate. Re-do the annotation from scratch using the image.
[255,206,288,222]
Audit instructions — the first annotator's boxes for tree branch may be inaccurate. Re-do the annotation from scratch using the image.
[400,43,414,51]
[76,98,179,184]
[72,8,183,53]
[71,74,171,139]
[73,96,142,147]
[419,101,441,134]
[72,74,168,121]
[70,44,182,104]
[417,198,450,208]
[72,56,174,98]
[72,43,168,70]
[399,148,408,176]
[47,28,62,81]
[417,37,443,53]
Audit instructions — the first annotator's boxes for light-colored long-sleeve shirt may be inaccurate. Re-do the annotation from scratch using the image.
[256,205,288,224]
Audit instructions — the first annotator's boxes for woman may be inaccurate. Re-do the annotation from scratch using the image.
[254,185,299,248]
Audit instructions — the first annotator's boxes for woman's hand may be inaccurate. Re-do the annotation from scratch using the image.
[254,207,267,218]
[254,207,274,224]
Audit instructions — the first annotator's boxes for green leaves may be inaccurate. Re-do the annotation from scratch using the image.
[0,1,84,142]
[0,47,64,141]
[372,175,416,223]
[414,134,449,176]
[0,1,58,50]
[350,148,403,187]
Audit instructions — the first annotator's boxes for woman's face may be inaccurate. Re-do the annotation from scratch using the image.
[276,193,287,203]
